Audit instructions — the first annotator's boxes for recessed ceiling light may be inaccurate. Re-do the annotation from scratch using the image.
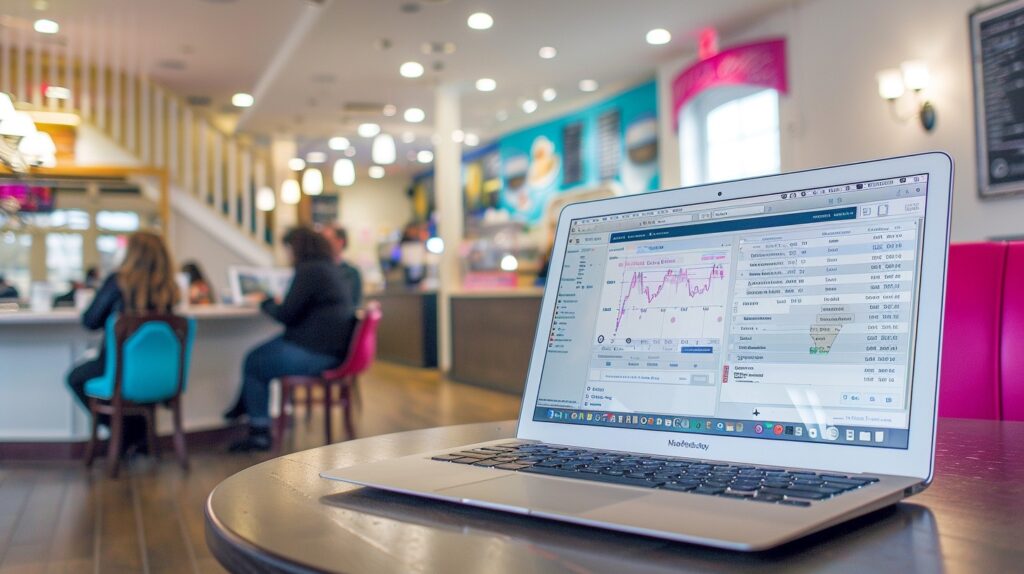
[368,165,386,179]
[579,79,599,92]
[417,150,434,163]
[538,46,557,59]
[467,12,493,30]
[475,78,497,92]
[542,88,557,102]
[33,19,58,34]
[464,133,480,146]
[522,99,538,114]
[287,157,306,171]
[382,104,397,116]
[646,28,671,45]
[231,92,254,107]
[496,110,508,121]
[328,136,350,151]
[400,61,424,78]
[451,129,465,143]
[401,131,416,143]
[358,123,381,137]
[404,107,426,123]
[306,151,327,164]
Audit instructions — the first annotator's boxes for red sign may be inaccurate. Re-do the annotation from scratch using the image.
[672,38,788,125]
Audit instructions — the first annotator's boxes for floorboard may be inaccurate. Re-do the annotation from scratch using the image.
[0,362,520,574]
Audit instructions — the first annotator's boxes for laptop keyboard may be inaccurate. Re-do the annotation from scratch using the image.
[430,442,879,507]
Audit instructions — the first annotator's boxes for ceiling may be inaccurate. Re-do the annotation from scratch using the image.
[2,0,792,171]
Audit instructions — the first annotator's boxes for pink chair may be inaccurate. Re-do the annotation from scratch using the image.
[275,301,382,452]
[939,243,1005,419]
[1001,243,1024,421]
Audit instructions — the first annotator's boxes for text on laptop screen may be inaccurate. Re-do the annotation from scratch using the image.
[533,174,929,449]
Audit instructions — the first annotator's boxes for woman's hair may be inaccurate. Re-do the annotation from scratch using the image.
[181,261,207,285]
[282,227,334,265]
[117,231,180,313]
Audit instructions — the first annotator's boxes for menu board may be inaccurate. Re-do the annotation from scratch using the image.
[972,0,1024,198]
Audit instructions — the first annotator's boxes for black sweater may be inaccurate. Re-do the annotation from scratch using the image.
[82,275,123,330]
[261,261,356,358]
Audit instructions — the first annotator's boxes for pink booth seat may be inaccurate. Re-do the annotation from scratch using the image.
[939,242,1005,420]
[1001,242,1024,421]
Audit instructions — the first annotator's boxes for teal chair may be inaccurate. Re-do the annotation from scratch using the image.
[83,313,196,477]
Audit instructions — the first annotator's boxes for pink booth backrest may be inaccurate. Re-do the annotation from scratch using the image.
[1001,243,1024,421]
[939,242,1005,420]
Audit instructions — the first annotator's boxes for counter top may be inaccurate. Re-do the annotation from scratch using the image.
[0,304,263,325]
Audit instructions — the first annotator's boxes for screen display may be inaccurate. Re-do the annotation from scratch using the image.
[534,174,928,449]
[0,184,54,213]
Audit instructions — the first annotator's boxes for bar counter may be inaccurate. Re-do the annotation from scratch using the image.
[449,288,544,394]
[0,306,281,447]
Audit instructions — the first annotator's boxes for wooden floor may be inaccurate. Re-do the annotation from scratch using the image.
[0,362,521,574]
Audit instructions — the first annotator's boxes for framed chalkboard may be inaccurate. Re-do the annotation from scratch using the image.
[972,0,1024,198]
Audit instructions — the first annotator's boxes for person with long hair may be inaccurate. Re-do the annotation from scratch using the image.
[181,260,215,305]
[226,226,357,452]
[66,231,180,449]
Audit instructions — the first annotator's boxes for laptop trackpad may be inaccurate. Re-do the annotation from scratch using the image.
[436,474,646,515]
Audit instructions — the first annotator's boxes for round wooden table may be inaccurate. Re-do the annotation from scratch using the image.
[206,419,1024,573]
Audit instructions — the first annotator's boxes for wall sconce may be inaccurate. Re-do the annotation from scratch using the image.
[876,60,936,131]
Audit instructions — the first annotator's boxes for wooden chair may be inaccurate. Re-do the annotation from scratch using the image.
[276,301,382,453]
[82,313,196,478]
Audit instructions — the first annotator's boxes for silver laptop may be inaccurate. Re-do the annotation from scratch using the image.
[323,152,953,551]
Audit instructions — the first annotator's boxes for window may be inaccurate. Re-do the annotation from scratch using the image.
[0,232,32,297]
[97,234,128,275]
[680,86,780,186]
[96,211,140,232]
[45,233,83,292]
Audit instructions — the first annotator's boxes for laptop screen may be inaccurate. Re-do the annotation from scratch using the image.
[533,174,929,449]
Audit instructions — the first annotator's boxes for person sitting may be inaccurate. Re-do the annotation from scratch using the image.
[320,224,363,307]
[181,261,216,305]
[0,275,19,300]
[54,267,100,307]
[66,232,180,452]
[227,227,357,452]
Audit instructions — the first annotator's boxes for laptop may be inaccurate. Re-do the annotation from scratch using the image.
[322,152,953,551]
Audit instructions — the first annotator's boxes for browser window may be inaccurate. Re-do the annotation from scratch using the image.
[534,174,928,449]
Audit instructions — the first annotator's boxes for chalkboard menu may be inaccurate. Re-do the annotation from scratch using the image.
[972,0,1024,198]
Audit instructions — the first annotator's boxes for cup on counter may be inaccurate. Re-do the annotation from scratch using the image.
[30,282,53,313]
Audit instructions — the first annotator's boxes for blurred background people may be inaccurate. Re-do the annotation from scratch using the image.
[0,274,20,300]
[226,227,357,452]
[65,232,180,452]
[320,224,363,307]
[182,261,216,306]
[54,267,100,307]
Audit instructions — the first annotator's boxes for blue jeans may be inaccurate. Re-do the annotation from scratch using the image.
[241,336,341,428]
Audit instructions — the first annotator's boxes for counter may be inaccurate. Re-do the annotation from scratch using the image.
[371,290,438,368]
[0,306,281,447]
[448,289,544,394]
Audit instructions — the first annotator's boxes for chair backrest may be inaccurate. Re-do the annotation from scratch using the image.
[104,313,197,404]
[323,301,382,380]
[1001,242,1024,421]
[939,242,1005,420]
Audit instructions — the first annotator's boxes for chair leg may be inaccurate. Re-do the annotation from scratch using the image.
[171,397,189,471]
[83,399,99,467]
[273,381,290,454]
[323,382,333,446]
[341,378,356,440]
[351,377,362,412]
[106,405,124,479]
[144,405,161,459]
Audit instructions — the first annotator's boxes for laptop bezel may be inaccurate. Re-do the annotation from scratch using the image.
[514,152,952,482]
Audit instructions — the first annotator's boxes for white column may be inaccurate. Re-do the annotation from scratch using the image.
[434,84,463,372]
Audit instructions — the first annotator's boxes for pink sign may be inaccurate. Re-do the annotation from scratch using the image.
[672,38,788,125]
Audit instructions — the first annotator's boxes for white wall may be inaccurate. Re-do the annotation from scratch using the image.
[336,174,413,281]
[659,0,1024,241]
[170,205,259,300]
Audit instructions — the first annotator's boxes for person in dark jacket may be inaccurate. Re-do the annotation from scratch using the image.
[227,227,357,452]
[66,232,180,448]
[320,224,363,307]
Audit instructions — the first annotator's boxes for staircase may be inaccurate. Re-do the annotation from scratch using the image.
[0,39,277,264]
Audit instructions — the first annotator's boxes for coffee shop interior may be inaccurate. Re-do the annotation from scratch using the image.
[1,0,1023,572]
